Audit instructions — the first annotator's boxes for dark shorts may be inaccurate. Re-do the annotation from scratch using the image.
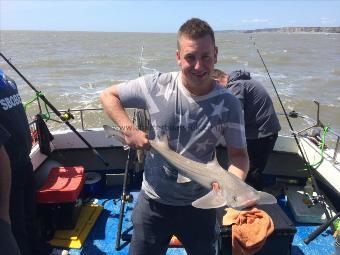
[0,218,22,255]
[246,133,278,190]
[129,191,217,255]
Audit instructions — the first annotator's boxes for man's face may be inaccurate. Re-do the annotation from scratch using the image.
[176,35,217,93]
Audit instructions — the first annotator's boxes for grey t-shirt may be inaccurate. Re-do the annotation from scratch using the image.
[227,71,281,139]
[118,72,246,205]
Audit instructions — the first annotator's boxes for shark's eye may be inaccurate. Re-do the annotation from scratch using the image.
[233,195,237,202]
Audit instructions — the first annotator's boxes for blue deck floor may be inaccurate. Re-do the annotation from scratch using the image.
[66,187,337,255]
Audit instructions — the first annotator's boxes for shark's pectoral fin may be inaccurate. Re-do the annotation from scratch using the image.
[192,189,227,209]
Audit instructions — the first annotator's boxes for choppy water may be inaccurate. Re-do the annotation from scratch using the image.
[0,30,339,143]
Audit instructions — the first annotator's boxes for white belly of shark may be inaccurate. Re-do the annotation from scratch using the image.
[103,125,277,209]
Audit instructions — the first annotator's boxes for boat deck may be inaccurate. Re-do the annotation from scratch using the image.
[34,148,338,255]
[61,187,337,255]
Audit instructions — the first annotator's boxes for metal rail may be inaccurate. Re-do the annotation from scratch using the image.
[276,100,340,164]
[28,106,340,163]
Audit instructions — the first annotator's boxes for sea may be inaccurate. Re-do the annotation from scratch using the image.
[0,30,339,144]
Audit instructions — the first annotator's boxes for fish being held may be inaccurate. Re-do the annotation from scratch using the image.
[103,125,277,209]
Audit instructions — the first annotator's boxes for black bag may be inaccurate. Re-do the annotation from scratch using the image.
[35,114,53,155]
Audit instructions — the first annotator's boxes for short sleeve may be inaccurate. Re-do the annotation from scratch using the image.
[117,73,161,110]
[223,96,247,149]
[228,83,245,109]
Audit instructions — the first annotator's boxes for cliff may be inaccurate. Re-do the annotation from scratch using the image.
[220,27,340,33]
[244,27,340,33]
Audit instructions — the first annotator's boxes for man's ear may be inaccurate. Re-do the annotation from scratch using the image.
[214,46,218,64]
[176,50,181,66]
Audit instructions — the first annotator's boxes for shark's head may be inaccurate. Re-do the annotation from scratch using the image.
[226,189,277,210]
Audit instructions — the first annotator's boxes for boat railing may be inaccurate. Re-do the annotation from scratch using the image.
[28,107,339,163]
[329,129,340,163]
[276,106,340,164]
[28,107,103,146]
[28,107,109,131]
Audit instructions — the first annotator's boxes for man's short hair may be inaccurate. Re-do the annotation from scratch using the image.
[177,18,215,49]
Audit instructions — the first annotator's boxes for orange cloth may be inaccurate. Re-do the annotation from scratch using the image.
[222,207,274,255]
[168,235,182,247]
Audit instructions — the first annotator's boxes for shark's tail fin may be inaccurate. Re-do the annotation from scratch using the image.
[103,125,129,150]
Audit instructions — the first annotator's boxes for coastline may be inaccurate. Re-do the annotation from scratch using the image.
[218,27,340,33]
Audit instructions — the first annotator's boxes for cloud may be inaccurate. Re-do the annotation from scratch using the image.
[320,17,336,25]
[241,19,269,23]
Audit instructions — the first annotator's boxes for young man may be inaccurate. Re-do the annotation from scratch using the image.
[213,69,281,190]
[100,18,249,255]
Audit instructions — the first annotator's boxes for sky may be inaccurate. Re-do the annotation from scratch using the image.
[0,0,339,33]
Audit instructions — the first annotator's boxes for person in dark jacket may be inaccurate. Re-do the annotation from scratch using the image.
[0,69,62,255]
[212,69,281,190]
[0,125,22,255]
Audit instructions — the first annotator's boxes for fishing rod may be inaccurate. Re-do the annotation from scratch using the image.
[138,45,144,77]
[0,52,109,167]
[249,38,333,232]
[115,136,135,250]
[304,211,340,244]
[115,45,146,250]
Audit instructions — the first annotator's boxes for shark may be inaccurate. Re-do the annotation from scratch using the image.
[103,125,277,209]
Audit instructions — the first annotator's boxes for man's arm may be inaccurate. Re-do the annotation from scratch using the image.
[0,145,12,223]
[227,146,249,180]
[100,85,149,149]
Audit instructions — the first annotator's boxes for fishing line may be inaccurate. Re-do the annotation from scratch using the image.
[138,45,144,77]
[249,37,333,228]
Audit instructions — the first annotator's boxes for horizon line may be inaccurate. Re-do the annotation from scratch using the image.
[1,25,340,34]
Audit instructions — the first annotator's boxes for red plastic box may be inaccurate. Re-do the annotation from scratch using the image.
[37,166,85,204]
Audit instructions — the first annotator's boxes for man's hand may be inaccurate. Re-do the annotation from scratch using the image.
[211,182,220,191]
[124,128,150,150]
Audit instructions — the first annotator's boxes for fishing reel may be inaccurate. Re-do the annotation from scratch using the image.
[121,193,134,203]
[303,193,319,207]
[60,109,74,121]
[302,191,326,208]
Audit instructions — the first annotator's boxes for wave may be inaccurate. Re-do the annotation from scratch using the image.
[251,72,288,80]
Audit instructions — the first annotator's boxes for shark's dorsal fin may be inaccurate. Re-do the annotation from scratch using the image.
[206,150,220,169]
